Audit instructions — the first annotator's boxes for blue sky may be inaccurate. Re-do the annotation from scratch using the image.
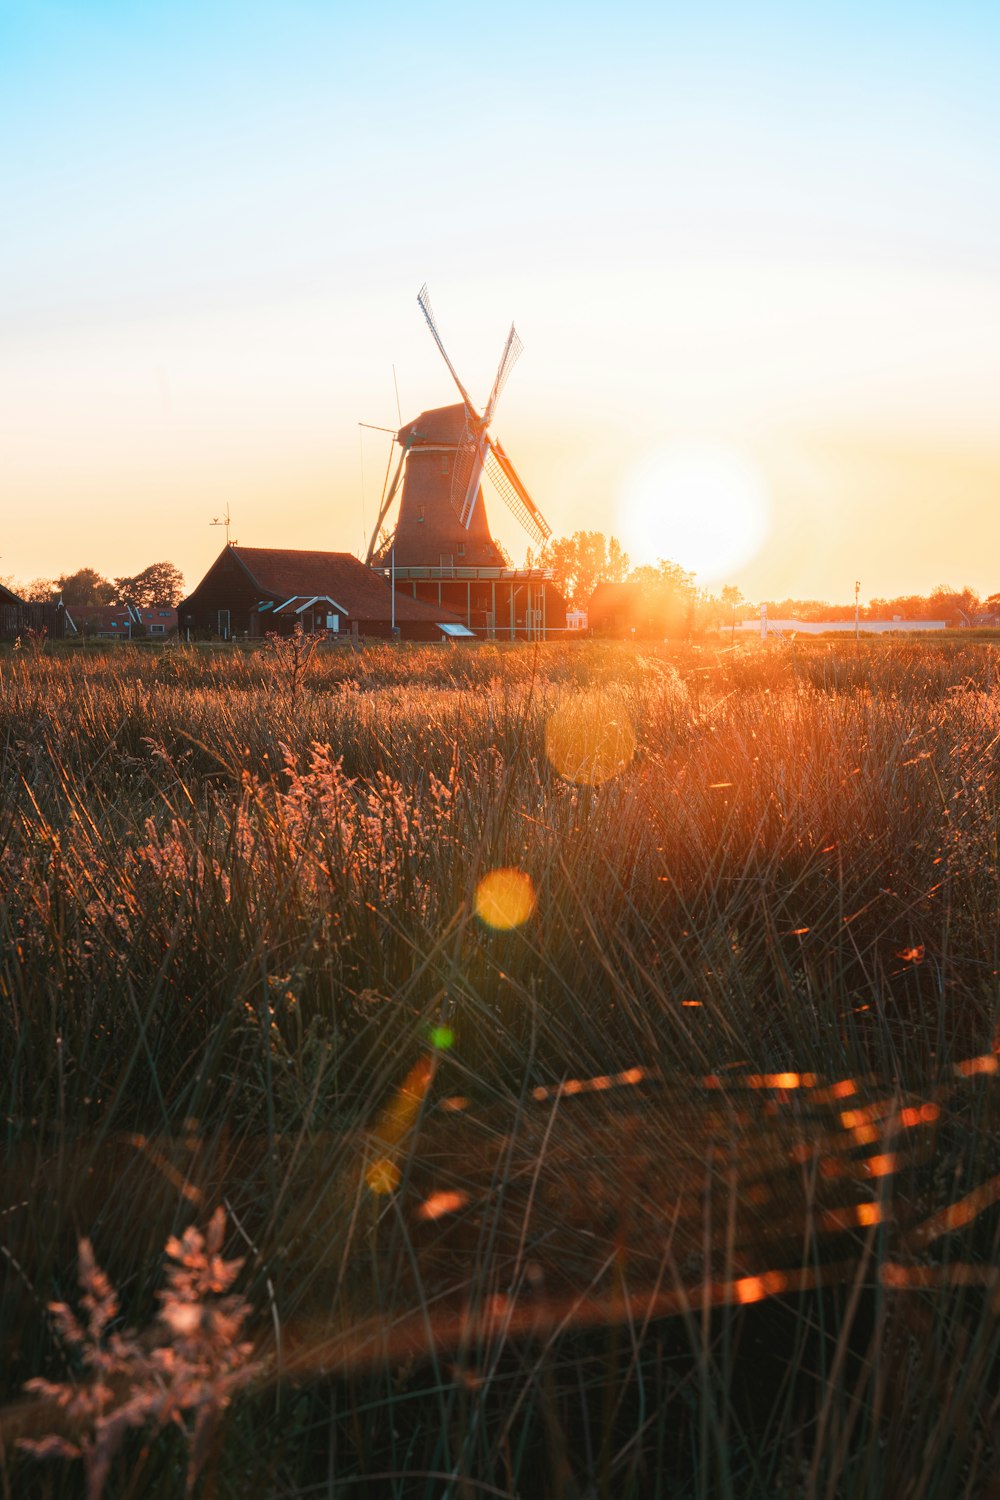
[3,1,999,597]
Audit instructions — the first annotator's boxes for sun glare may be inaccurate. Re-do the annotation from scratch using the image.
[617,442,772,583]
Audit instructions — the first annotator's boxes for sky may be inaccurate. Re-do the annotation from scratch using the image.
[2,0,999,604]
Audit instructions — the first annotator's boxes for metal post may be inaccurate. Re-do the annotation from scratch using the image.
[855,579,860,641]
[391,547,395,634]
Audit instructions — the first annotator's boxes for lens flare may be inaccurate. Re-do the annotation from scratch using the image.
[545,696,637,785]
[365,1055,434,1195]
[474,868,536,930]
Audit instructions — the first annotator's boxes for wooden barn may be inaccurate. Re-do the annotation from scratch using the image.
[0,581,69,642]
[179,545,467,642]
[364,286,567,639]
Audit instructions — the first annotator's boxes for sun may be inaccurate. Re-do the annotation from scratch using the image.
[616,442,772,583]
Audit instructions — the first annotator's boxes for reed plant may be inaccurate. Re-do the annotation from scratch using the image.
[2,638,998,1496]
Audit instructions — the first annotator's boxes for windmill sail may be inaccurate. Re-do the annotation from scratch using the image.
[483,324,523,426]
[417,284,476,412]
[485,441,552,548]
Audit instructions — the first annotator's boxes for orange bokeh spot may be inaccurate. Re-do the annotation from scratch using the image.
[831,1079,858,1099]
[545,695,637,785]
[474,868,536,930]
[734,1272,786,1303]
[735,1276,767,1304]
[956,1054,999,1077]
[416,1190,468,1222]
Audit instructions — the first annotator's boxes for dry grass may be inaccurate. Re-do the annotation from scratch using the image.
[2,637,999,1497]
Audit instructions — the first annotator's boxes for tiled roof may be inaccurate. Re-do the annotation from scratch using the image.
[0,581,25,606]
[231,548,461,623]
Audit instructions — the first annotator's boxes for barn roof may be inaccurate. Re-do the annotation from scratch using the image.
[229,547,461,623]
[0,580,25,606]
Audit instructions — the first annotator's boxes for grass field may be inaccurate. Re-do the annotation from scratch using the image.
[2,637,999,1498]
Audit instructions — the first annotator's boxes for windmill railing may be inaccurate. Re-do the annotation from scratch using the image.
[380,565,556,583]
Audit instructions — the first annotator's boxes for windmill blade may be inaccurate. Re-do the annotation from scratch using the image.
[452,423,490,527]
[482,324,523,428]
[417,283,479,417]
[485,439,552,547]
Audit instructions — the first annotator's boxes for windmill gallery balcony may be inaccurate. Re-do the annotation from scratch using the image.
[379,564,559,639]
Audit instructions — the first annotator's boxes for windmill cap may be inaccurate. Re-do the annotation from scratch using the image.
[398,403,470,447]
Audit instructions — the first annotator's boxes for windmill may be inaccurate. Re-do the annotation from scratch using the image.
[365,285,552,568]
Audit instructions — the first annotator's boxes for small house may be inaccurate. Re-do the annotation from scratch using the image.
[65,604,178,639]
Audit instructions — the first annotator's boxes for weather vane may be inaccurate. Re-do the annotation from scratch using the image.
[210,507,233,546]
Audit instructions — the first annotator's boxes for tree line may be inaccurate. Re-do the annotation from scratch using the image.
[15,562,185,610]
[534,533,998,630]
[759,585,997,626]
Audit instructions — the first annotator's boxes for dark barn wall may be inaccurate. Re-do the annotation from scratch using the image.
[0,602,31,641]
[180,552,263,637]
[0,599,66,641]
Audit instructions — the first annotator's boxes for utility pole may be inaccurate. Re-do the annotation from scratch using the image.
[855,579,861,640]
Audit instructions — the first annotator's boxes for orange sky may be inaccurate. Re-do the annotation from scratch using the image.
[3,5,999,604]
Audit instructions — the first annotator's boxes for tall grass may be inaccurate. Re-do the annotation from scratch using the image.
[2,638,999,1497]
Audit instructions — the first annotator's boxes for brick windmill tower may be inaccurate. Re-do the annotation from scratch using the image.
[365,286,565,638]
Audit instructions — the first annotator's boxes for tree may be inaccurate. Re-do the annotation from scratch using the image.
[537,531,630,610]
[926,583,980,626]
[23,578,57,603]
[55,568,115,606]
[720,584,743,642]
[625,559,698,636]
[114,562,185,608]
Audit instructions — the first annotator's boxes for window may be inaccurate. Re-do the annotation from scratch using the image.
[150,624,165,635]
[217,609,231,639]
[417,505,425,523]
[440,455,449,474]
[457,544,465,557]
[325,613,339,632]
[157,610,171,618]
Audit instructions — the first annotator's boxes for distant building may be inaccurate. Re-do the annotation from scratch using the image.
[65,604,178,638]
[735,617,948,637]
[179,545,468,642]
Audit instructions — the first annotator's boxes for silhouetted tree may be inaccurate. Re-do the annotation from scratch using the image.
[55,568,115,606]
[537,532,629,610]
[22,578,57,603]
[114,561,184,608]
[625,559,698,636]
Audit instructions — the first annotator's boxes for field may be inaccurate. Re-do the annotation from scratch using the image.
[2,637,1000,1498]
